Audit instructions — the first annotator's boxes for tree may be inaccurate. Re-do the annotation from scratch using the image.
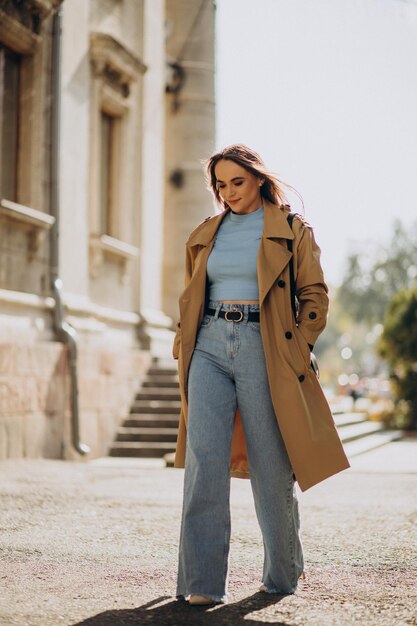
[378,286,417,430]
[337,220,417,324]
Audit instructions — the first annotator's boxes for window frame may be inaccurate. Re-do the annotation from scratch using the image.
[88,32,144,281]
[0,45,21,203]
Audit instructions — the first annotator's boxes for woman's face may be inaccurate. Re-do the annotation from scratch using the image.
[214,159,263,214]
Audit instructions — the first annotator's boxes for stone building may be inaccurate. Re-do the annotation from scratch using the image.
[0,0,215,460]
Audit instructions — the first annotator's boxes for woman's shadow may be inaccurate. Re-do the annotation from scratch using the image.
[72,592,291,625]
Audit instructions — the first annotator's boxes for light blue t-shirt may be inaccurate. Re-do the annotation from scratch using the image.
[206,207,264,301]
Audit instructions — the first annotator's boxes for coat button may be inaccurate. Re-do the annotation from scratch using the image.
[278,279,286,288]
[285,331,292,339]
[298,375,305,382]
[309,311,317,319]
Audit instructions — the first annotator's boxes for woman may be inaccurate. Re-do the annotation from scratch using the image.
[172,144,349,605]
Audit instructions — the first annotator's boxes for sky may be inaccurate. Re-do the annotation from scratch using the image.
[215,0,417,286]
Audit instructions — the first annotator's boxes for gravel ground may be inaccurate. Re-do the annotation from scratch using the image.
[0,441,416,626]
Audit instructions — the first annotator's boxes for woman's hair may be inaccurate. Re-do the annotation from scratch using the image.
[204,144,303,210]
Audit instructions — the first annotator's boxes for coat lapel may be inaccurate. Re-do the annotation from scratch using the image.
[179,212,227,376]
[179,211,226,314]
[258,201,294,306]
[186,211,226,247]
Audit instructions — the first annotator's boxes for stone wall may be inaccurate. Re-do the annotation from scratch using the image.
[0,342,67,460]
[67,343,151,460]
[0,340,150,461]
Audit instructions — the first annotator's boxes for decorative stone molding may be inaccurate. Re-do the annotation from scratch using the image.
[0,9,41,55]
[0,0,63,54]
[0,199,55,260]
[0,287,140,328]
[0,199,55,228]
[90,32,147,97]
[0,287,54,311]
[101,83,129,116]
[63,292,141,328]
[89,234,139,285]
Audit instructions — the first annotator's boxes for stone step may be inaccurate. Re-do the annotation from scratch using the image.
[143,377,179,389]
[123,414,180,428]
[147,367,178,377]
[109,442,176,458]
[151,357,178,369]
[130,400,181,414]
[116,427,178,442]
[108,358,182,458]
[338,420,383,443]
[330,398,356,414]
[135,388,181,401]
[343,430,403,458]
[333,412,368,428]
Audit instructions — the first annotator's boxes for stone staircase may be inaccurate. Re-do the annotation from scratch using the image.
[109,361,401,459]
[333,411,402,457]
[109,360,180,458]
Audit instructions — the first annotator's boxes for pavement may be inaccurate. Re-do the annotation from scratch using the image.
[0,438,416,626]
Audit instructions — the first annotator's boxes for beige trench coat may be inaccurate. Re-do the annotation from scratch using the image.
[172,200,350,491]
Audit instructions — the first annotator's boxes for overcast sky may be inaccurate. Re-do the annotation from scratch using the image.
[215,0,417,286]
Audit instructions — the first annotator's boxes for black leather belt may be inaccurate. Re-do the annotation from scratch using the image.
[206,307,260,323]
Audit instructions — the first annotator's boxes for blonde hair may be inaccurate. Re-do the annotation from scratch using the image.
[204,144,303,211]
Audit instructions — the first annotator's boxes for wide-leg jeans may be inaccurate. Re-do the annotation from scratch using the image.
[176,301,304,603]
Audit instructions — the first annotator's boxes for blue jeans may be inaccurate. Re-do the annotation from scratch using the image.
[176,301,304,602]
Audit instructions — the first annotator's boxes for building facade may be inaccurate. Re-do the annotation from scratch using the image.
[0,0,215,460]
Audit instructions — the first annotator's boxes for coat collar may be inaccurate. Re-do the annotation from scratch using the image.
[187,199,294,247]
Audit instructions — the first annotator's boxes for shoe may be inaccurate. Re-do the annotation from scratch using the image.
[259,584,267,593]
[188,594,215,605]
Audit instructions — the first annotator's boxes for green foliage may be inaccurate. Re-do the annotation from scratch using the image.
[379,287,417,430]
[337,220,417,324]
